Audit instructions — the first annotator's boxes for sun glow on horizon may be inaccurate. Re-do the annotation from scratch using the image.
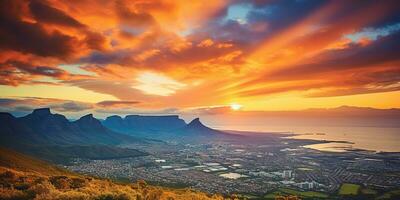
[230,103,242,111]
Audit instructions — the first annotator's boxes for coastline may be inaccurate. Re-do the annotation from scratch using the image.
[222,128,400,154]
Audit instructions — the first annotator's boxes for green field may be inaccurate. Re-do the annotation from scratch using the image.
[339,183,360,195]
[264,188,329,199]
[376,189,400,200]
[361,188,378,195]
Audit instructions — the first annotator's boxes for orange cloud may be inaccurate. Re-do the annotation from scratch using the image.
[1,0,400,112]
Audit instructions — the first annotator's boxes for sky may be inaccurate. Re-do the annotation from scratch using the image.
[0,0,400,118]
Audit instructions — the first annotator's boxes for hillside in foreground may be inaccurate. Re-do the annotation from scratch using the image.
[0,147,231,200]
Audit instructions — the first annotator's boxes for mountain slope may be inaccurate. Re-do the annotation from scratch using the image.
[22,145,148,164]
[0,109,149,164]
[170,118,243,143]
[181,118,222,135]
[0,148,226,200]
[0,108,145,146]
[0,147,71,176]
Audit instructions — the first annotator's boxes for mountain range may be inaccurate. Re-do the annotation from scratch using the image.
[0,108,140,146]
[0,108,228,163]
[0,108,151,163]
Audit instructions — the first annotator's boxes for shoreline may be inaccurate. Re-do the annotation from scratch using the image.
[223,129,400,154]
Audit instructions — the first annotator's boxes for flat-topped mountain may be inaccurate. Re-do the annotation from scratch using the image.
[102,114,234,141]
[102,114,187,135]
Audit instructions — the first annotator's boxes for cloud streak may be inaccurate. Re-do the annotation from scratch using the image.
[0,0,399,111]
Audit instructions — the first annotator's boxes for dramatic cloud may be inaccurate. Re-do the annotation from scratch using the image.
[29,0,85,28]
[97,100,141,107]
[0,0,399,112]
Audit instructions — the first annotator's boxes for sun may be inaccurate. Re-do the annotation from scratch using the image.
[230,103,242,111]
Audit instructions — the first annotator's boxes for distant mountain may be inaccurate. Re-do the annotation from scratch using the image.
[180,118,221,135]
[239,106,400,118]
[0,108,234,162]
[102,114,187,136]
[226,106,400,127]
[0,108,148,163]
[102,114,237,141]
[0,108,142,146]
[174,118,240,142]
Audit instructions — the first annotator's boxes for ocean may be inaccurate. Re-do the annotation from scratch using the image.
[192,116,400,152]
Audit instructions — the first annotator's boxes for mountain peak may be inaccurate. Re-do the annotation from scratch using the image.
[81,113,94,119]
[32,108,51,116]
[188,118,201,125]
[178,117,223,136]
[187,118,209,129]
[75,114,105,131]
[77,114,97,123]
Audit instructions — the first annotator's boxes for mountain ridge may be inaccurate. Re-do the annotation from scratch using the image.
[102,114,187,136]
[0,108,150,164]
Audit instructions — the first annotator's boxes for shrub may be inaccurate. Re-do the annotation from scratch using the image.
[0,171,17,180]
[0,188,31,200]
[70,178,87,189]
[50,176,70,190]
[136,180,147,189]
[14,182,31,190]
[54,190,90,200]
[95,193,130,200]
[28,181,55,196]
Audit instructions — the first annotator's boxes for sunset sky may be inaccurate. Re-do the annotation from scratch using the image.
[1,0,400,117]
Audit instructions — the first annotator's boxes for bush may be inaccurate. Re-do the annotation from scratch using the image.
[53,191,90,200]
[145,189,163,200]
[95,193,130,200]
[50,176,70,190]
[28,181,55,196]
[70,178,87,189]
[0,171,17,180]
[136,180,147,189]
[0,188,31,200]
[14,182,31,190]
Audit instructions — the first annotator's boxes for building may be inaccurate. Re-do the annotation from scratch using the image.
[283,170,293,179]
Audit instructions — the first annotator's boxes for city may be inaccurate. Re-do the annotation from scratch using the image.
[65,133,400,198]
